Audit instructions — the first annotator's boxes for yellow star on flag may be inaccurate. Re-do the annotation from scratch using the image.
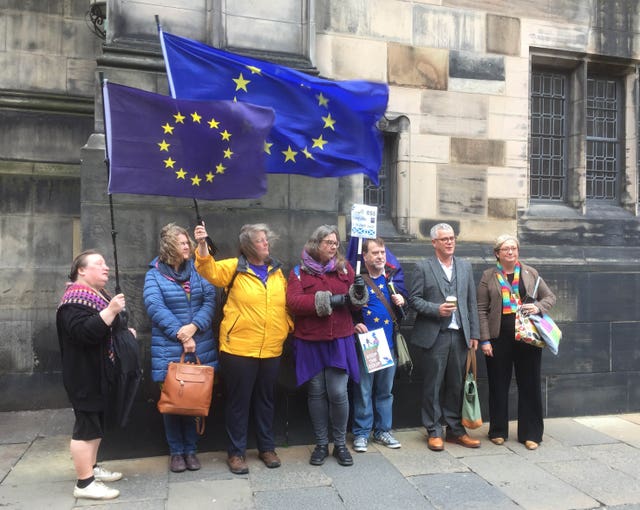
[173,112,185,124]
[208,118,220,129]
[282,146,298,162]
[316,93,329,107]
[301,146,314,159]
[176,168,187,179]
[163,157,175,168]
[373,317,380,323]
[205,172,214,182]
[220,130,232,141]
[312,134,328,150]
[322,113,336,130]
[191,175,201,186]
[384,319,390,325]
[157,140,170,152]
[264,141,273,154]
[233,73,250,92]
[216,163,226,174]
[246,65,262,74]
[191,112,202,123]
[162,123,174,134]
[223,148,233,159]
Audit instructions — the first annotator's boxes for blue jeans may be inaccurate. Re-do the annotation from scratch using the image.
[352,353,397,438]
[162,414,199,456]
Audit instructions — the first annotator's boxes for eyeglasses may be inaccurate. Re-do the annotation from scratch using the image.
[322,240,340,247]
[435,236,456,243]
[499,246,518,253]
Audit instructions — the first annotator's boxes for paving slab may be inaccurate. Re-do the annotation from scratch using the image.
[249,445,331,492]
[463,452,598,510]
[540,457,640,507]
[375,429,471,476]
[0,443,29,481]
[619,413,640,425]
[322,449,431,510]
[410,472,519,509]
[3,435,75,484]
[0,479,74,510]
[254,486,345,510]
[169,478,253,510]
[575,415,640,448]
[544,417,618,446]
[579,442,640,481]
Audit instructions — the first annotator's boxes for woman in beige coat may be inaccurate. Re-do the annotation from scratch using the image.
[477,234,556,450]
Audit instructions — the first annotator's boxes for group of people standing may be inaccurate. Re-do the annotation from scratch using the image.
[56,220,556,500]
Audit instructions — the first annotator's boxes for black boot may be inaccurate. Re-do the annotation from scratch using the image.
[309,444,329,466]
[332,444,353,466]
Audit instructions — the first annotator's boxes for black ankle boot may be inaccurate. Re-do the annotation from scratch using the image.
[309,444,329,466]
[332,444,353,466]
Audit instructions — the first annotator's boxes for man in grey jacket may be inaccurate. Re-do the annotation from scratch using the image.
[409,223,481,451]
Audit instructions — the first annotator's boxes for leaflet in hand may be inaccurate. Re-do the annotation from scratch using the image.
[358,328,394,373]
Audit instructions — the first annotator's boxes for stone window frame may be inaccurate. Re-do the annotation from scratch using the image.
[529,51,639,216]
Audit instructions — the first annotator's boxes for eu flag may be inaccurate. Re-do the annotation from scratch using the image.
[160,31,389,185]
[103,81,275,200]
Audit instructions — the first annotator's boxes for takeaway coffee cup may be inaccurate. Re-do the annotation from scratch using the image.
[445,296,457,309]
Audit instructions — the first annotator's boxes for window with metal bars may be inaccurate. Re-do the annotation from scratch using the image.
[363,132,397,218]
[530,70,567,200]
[586,77,620,201]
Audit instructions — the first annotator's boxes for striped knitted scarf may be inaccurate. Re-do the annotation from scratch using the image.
[58,283,110,312]
[495,262,521,314]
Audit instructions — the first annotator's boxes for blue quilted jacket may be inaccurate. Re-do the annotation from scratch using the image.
[143,257,218,382]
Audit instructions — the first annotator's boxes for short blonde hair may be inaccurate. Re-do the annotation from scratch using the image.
[493,234,519,259]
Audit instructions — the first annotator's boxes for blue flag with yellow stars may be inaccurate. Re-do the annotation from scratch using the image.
[103,81,275,200]
[160,30,388,185]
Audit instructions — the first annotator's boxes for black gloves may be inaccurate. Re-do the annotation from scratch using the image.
[329,294,349,308]
[352,275,367,301]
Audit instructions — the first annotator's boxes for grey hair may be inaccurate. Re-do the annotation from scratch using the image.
[304,224,346,270]
[430,223,455,240]
[494,234,519,259]
[238,223,276,262]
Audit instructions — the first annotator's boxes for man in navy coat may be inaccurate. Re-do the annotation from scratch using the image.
[409,223,481,451]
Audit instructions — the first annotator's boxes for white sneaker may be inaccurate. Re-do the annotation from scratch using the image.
[93,465,123,482]
[73,480,120,500]
[353,436,368,452]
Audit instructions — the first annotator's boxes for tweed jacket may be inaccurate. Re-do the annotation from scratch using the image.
[409,255,480,349]
[476,262,556,341]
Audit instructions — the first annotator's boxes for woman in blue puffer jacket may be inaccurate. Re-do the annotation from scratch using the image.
[143,223,217,474]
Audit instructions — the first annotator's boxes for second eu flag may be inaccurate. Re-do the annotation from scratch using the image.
[161,31,389,185]
[103,82,275,200]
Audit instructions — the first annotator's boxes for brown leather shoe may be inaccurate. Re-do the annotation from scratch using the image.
[259,450,281,468]
[184,453,201,471]
[227,455,249,475]
[490,437,505,445]
[427,436,444,451]
[446,434,481,448]
[525,440,539,450]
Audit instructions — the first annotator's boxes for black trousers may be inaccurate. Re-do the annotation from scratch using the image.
[485,332,543,443]
[220,351,281,457]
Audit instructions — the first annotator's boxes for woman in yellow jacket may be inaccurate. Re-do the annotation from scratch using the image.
[194,223,293,475]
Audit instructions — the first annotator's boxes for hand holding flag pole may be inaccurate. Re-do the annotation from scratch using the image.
[193,198,217,256]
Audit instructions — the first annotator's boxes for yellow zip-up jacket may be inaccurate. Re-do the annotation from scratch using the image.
[195,252,293,358]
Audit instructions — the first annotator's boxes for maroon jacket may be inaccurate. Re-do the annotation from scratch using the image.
[287,263,357,341]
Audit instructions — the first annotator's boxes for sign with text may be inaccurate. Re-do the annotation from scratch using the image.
[350,204,378,239]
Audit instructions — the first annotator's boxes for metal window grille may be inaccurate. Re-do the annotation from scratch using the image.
[586,77,619,200]
[530,70,566,200]
[364,132,397,217]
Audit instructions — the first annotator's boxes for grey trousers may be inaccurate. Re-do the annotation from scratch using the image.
[308,367,350,446]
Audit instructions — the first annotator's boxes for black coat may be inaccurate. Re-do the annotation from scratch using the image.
[56,303,113,412]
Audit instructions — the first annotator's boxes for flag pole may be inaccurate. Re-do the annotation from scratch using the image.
[99,72,122,296]
[193,198,217,256]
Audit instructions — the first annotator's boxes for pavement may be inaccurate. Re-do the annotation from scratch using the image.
[1,409,640,509]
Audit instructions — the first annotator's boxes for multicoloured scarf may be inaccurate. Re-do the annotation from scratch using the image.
[300,249,337,275]
[58,283,110,311]
[495,262,521,314]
